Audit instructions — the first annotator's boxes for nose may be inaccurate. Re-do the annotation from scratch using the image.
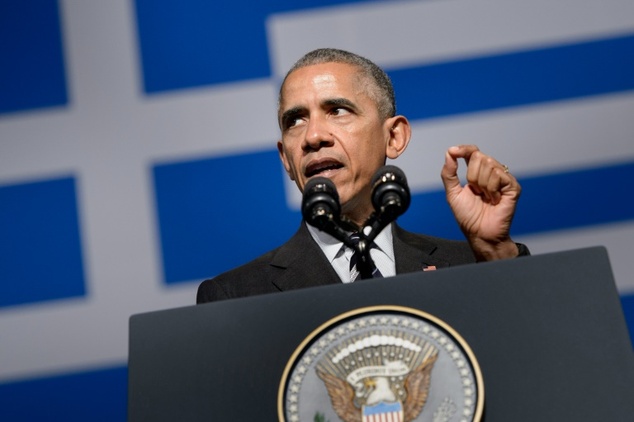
[303,115,334,151]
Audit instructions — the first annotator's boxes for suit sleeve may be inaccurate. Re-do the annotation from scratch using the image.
[516,243,530,257]
[196,279,229,304]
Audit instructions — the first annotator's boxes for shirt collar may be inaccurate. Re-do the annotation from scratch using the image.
[306,222,395,263]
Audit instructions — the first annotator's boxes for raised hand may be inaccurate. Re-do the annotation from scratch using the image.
[440,145,521,261]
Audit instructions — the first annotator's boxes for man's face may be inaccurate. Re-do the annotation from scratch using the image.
[277,62,394,225]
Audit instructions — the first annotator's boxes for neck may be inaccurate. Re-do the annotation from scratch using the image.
[341,195,375,229]
[342,209,373,230]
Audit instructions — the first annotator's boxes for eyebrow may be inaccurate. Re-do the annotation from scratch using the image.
[322,97,357,110]
[280,97,359,128]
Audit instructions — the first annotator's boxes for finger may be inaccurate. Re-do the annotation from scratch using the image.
[476,154,502,203]
[440,149,461,195]
[465,151,486,198]
[444,145,482,194]
[484,168,503,204]
[497,167,521,198]
[466,150,512,203]
[488,166,521,204]
[446,144,480,163]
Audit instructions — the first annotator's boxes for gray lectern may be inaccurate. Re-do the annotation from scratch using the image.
[128,247,634,421]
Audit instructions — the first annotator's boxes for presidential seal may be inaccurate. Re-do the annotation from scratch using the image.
[278,306,483,422]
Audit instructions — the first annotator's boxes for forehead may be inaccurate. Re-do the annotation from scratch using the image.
[279,62,369,109]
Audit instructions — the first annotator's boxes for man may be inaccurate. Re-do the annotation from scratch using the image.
[197,48,527,304]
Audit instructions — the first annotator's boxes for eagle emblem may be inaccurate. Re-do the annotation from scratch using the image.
[279,307,483,422]
[316,334,438,422]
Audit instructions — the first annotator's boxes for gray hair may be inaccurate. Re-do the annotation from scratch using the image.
[278,48,396,121]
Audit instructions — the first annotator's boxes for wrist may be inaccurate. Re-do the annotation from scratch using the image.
[469,238,520,262]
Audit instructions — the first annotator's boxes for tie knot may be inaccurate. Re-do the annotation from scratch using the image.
[348,233,383,281]
[348,233,361,246]
[348,233,378,256]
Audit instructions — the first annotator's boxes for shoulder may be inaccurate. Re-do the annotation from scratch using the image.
[393,225,529,267]
[196,247,283,304]
[196,224,318,304]
[393,225,476,266]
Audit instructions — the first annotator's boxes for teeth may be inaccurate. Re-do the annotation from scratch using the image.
[308,163,341,177]
[317,165,336,172]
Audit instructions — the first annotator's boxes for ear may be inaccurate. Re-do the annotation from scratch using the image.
[384,115,411,159]
[277,140,295,181]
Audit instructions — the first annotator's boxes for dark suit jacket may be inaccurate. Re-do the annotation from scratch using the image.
[196,223,481,304]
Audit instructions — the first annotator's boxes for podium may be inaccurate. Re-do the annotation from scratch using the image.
[128,247,634,421]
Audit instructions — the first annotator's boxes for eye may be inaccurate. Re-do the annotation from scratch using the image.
[283,114,304,130]
[331,107,351,117]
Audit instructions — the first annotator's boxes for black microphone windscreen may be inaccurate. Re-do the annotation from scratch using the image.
[301,177,341,228]
[371,165,407,187]
[371,165,411,219]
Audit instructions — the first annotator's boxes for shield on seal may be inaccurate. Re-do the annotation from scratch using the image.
[362,401,404,422]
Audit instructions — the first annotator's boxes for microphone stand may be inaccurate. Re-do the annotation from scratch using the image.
[306,211,376,280]
[302,166,410,280]
[353,236,375,280]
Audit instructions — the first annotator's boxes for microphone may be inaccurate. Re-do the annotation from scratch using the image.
[361,166,411,244]
[302,177,357,249]
[302,177,341,231]
[371,165,411,222]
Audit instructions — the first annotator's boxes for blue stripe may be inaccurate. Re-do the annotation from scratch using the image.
[0,177,86,308]
[390,33,634,120]
[0,0,68,115]
[513,161,634,234]
[134,0,375,92]
[152,149,299,283]
[154,148,633,283]
[0,366,127,422]
[399,161,634,239]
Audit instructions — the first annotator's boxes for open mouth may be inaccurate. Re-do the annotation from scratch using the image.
[305,160,344,178]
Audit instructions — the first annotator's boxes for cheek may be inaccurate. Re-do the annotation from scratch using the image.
[280,144,298,170]
[286,155,304,180]
[356,139,384,165]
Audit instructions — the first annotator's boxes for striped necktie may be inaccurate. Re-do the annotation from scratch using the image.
[349,234,383,282]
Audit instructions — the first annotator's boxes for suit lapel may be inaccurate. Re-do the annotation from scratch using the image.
[393,224,451,274]
[267,223,456,291]
[269,223,341,292]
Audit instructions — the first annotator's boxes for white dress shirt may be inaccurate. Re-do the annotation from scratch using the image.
[306,222,396,283]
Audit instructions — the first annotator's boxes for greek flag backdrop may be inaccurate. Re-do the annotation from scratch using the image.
[1,0,633,419]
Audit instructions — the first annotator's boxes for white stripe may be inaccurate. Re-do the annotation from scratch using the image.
[516,221,634,295]
[282,92,634,207]
[400,92,634,192]
[268,0,634,76]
